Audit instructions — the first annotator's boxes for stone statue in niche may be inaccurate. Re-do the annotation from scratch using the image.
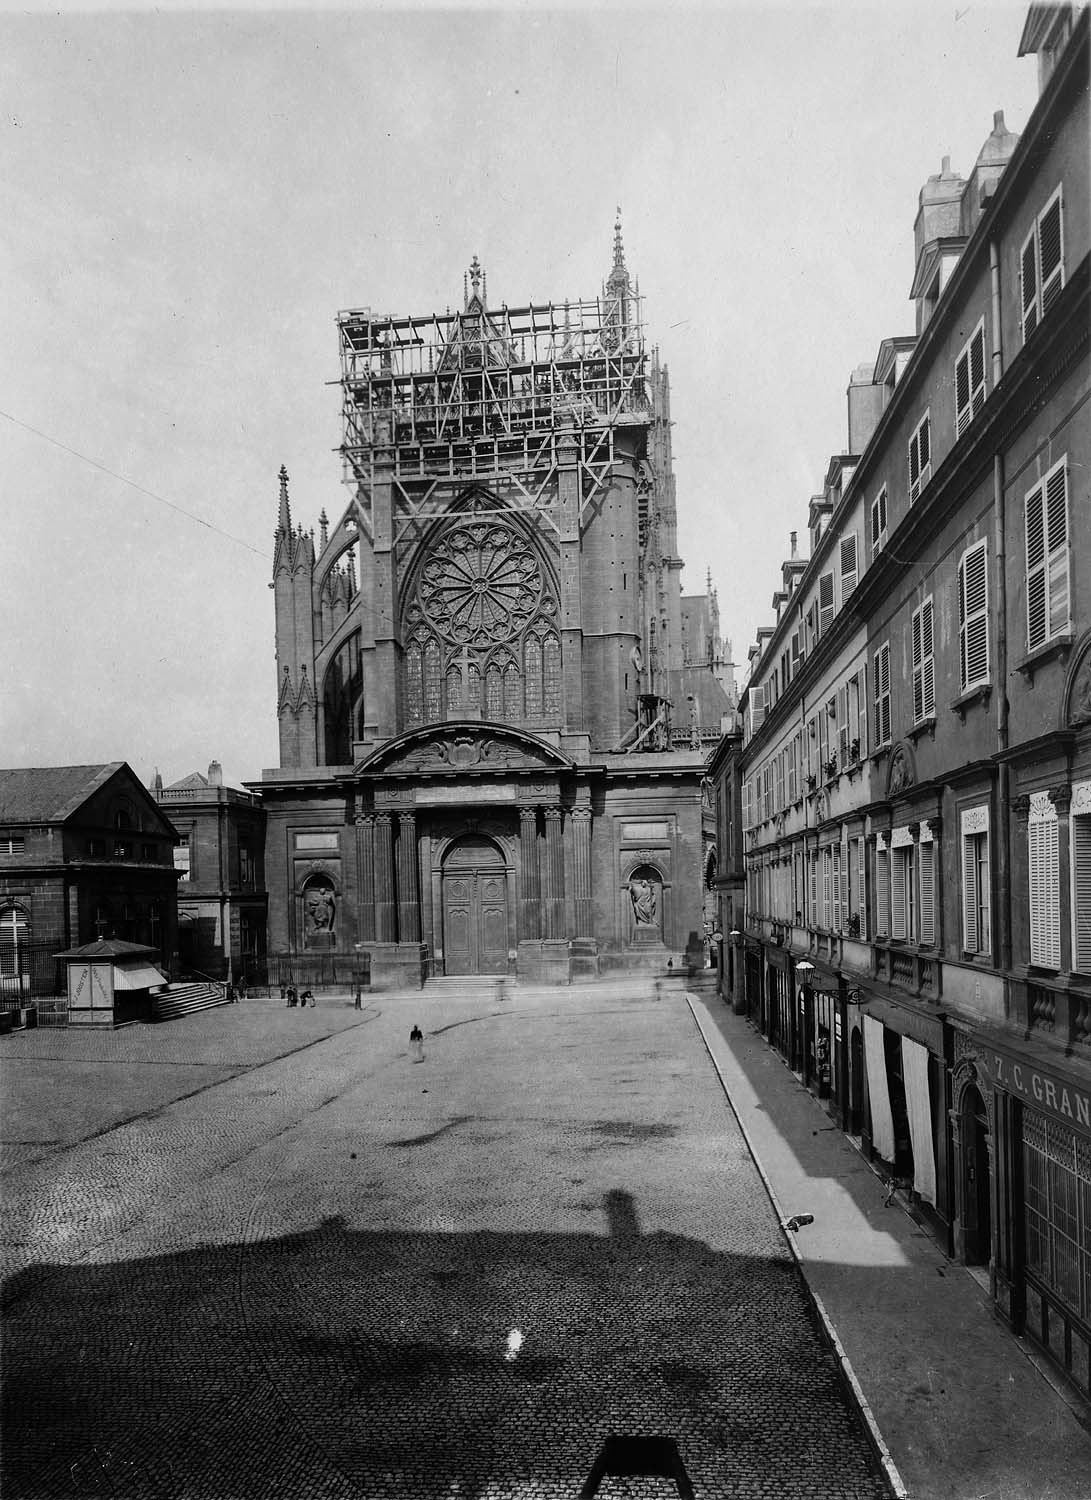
[1070,652,1091,724]
[304,882,336,948]
[629,876,659,929]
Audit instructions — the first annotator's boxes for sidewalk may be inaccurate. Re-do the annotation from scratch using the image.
[688,995,1091,1500]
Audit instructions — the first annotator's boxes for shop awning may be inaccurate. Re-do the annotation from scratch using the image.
[112,965,167,991]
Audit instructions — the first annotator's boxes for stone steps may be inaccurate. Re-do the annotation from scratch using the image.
[151,982,229,1023]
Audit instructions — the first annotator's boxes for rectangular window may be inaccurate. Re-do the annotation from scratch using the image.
[832,844,843,930]
[871,488,888,555]
[1073,812,1091,975]
[908,412,931,503]
[114,840,131,859]
[854,835,868,940]
[911,596,936,722]
[955,319,987,436]
[239,843,255,887]
[822,848,832,928]
[961,809,991,955]
[959,539,990,691]
[750,684,767,735]
[1029,797,1061,968]
[1022,1109,1090,1322]
[1025,457,1070,651]
[0,835,25,856]
[1021,185,1064,342]
[141,843,156,862]
[856,665,868,759]
[173,842,191,882]
[819,571,835,635]
[836,684,850,767]
[809,849,819,926]
[891,843,914,941]
[874,642,891,747]
[840,534,859,601]
[919,839,936,947]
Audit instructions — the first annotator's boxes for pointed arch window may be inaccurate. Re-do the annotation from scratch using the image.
[446,665,463,714]
[406,641,424,724]
[485,664,503,720]
[503,659,521,720]
[525,638,543,717]
[544,634,562,717]
[423,639,442,721]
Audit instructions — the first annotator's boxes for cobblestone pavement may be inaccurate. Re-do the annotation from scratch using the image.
[2,989,890,1499]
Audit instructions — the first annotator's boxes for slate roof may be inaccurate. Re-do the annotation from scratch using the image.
[165,771,210,791]
[0,765,125,824]
[668,666,733,728]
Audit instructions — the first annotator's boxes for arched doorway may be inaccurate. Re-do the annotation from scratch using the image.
[442,835,508,975]
[961,1083,992,1265]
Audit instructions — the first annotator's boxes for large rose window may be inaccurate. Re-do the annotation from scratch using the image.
[404,513,561,727]
[418,520,542,646]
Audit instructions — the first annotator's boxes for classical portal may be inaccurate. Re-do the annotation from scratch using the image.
[257,228,734,985]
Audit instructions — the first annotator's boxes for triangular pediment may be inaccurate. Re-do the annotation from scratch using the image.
[355,722,573,778]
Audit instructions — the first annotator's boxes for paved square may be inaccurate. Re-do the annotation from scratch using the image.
[1,989,890,1498]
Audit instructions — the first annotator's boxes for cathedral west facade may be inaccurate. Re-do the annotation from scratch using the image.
[257,227,728,986]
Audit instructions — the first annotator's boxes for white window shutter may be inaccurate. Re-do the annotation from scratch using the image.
[921,598,935,717]
[963,834,978,952]
[1028,813,1060,968]
[919,842,935,946]
[959,541,989,689]
[819,571,835,634]
[857,836,868,941]
[970,325,986,418]
[1021,227,1040,340]
[1073,815,1091,974]
[891,849,907,940]
[1026,481,1047,650]
[955,347,971,435]
[912,608,924,722]
[840,534,859,600]
[876,845,890,938]
[1045,460,1070,638]
[1039,189,1064,314]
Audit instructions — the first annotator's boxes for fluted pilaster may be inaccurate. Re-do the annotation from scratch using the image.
[374,812,397,942]
[396,811,421,942]
[570,805,593,936]
[519,807,541,940]
[541,806,565,938]
[355,814,375,941]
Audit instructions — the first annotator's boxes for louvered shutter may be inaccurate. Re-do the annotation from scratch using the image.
[857,836,868,941]
[959,542,989,689]
[857,665,868,757]
[963,834,979,952]
[838,684,850,765]
[819,572,835,634]
[810,851,818,925]
[874,644,891,745]
[1039,190,1063,314]
[840,534,859,600]
[876,845,890,938]
[1045,460,1069,637]
[912,609,924,722]
[919,417,930,477]
[1021,227,1039,339]
[970,325,986,417]
[833,845,843,930]
[1073,815,1091,974]
[891,849,907,940]
[909,429,920,499]
[750,685,766,733]
[919,842,935,946]
[921,599,935,717]
[955,347,972,436]
[1028,814,1061,968]
[1026,481,1048,649]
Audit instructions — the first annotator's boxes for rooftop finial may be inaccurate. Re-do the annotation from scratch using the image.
[278,465,291,531]
[469,254,482,298]
[613,206,625,270]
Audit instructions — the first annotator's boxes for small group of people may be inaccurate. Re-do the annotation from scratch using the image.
[283,985,315,1008]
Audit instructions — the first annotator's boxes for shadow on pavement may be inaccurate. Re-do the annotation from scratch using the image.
[3,1190,890,1500]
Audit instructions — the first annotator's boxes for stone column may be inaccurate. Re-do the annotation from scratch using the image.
[355,814,376,942]
[519,807,541,940]
[541,806,565,938]
[373,812,397,942]
[570,805,593,936]
[396,811,421,943]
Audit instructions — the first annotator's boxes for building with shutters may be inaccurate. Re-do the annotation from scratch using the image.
[255,223,729,989]
[713,2,1090,1401]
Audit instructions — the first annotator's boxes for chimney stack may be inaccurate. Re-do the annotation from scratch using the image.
[208,760,223,788]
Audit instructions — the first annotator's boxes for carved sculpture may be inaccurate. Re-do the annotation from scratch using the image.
[304,882,336,948]
[629,876,658,928]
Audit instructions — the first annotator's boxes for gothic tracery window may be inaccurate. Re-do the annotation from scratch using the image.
[402,501,562,726]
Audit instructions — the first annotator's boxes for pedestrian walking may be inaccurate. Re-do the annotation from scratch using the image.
[286,984,297,1008]
[410,1024,424,1062]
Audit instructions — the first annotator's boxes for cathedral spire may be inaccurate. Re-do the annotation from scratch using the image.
[468,255,482,307]
[613,206,626,272]
[278,465,291,532]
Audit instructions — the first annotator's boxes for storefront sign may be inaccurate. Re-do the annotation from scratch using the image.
[994,1054,1091,1132]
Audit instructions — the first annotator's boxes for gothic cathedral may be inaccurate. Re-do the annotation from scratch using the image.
[259,223,730,986]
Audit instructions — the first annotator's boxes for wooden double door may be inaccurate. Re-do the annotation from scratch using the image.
[442,835,509,975]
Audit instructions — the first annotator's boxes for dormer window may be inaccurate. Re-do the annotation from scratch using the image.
[908,412,931,504]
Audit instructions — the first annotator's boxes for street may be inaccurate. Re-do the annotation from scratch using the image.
[1,986,889,1499]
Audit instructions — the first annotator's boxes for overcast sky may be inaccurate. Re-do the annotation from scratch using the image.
[1,0,1040,790]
